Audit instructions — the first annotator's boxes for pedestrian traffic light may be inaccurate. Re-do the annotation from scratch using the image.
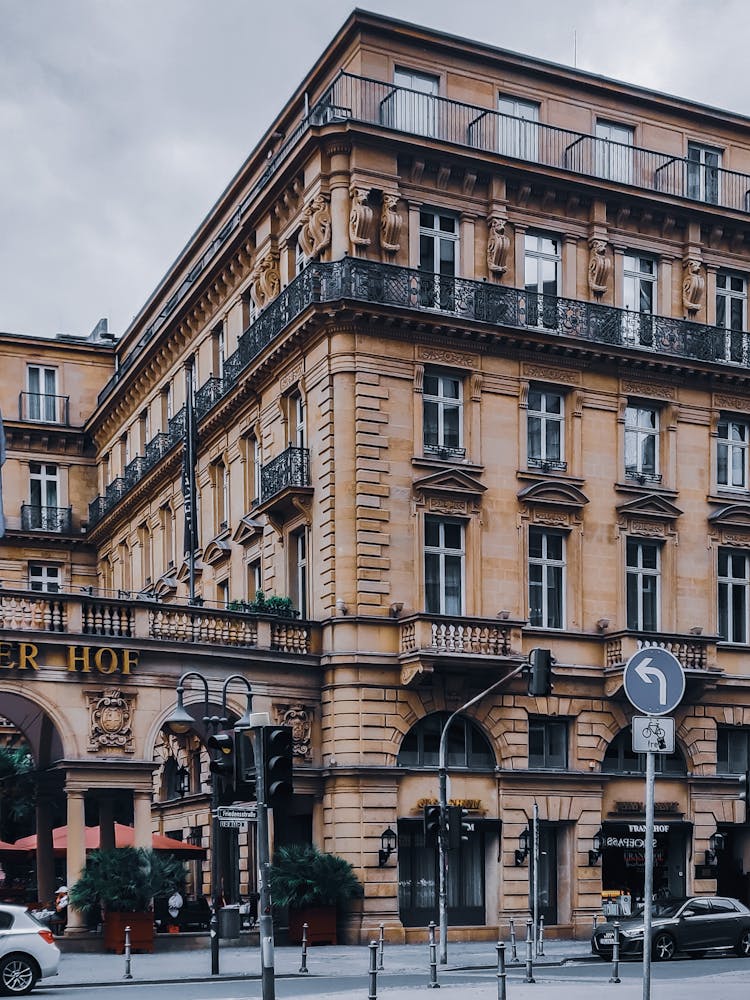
[234,729,257,803]
[207,732,236,803]
[262,725,293,809]
[527,647,554,697]
[447,806,472,850]
[423,805,441,845]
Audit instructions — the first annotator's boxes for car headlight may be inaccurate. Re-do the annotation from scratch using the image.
[620,928,644,939]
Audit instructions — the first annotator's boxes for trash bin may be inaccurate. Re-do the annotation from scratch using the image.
[219,905,241,939]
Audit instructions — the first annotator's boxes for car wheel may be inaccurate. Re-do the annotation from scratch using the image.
[652,932,676,961]
[735,929,750,958]
[0,955,37,996]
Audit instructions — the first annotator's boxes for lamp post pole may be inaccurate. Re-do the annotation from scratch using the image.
[253,724,276,1000]
[437,662,525,965]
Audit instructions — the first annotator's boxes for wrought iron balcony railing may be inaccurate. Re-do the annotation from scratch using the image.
[20,504,72,533]
[18,392,69,425]
[260,446,311,505]
[87,258,750,527]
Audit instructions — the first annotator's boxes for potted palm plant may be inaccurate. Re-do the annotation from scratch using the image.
[70,847,185,953]
[269,844,362,944]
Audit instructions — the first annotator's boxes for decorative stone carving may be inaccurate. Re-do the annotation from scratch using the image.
[298,194,331,259]
[251,251,280,309]
[486,217,510,276]
[588,239,611,295]
[349,187,373,247]
[380,193,402,253]
[87,688,135,753]
[274,704,312,759]
[682,258,705,315]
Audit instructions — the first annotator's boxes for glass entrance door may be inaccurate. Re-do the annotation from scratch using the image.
[530,823,558,925]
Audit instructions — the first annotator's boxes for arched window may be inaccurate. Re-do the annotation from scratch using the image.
[398,712,495,769]
[602,726,687,775]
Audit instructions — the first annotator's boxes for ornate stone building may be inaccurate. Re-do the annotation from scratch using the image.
[3,10,750,941]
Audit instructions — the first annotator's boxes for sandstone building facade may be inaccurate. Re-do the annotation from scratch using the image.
[2,10,750,941]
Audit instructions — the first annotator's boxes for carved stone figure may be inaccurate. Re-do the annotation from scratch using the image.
[349,187,373,247]
[682,258,705,314]
[88,688,134,753]
[380,193,402,253]
[486,217,510,276]
[299,194,331,259]
[275,704,312,758]
[588,239,611,295]
[251,252,280,309]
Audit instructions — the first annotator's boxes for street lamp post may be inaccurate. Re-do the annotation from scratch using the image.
[437,662,525,965]
[164,671,254,977]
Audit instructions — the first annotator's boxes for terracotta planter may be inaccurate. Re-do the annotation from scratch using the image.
[103,910,154,953]
[288,904,337,945]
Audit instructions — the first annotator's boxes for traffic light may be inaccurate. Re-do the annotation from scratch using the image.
[234,729,257,803]
[262,726,293,809]
[527,647,554,697]
[447,806,472,850]
[423,805,441,845]
[207,732,236,804]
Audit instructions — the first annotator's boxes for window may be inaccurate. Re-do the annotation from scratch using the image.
[528,528,565,628]
[622,254,656,346]
[248,559,261,599]
[289,393,305,449]
[212,324,225,379]
[244,434,262,508]
[295,236,308,276]
[718,547,750,643]
[161,504,175,570]
[717,417,750,490]
[498,95,539,160]
[28,564,61,593]
[161,383,173,429]
[687,142,721,204]
[603,727,686,774]
[424,516,464,615]
[527,388,565,469]
[386,67,439,136]
[138,523,152,586]
[626,539,660,631]
[29,462,59,515]
[717,727,750,772]
[214,461,229,530]
[419,211,458,310]
[397,713,494,768]
[524,233,560,329]
[423,370,463,456]
[595,120,634,183]
[528,719,568,768]
[217,579,229,609]
[624,404,660,482]
[26,366,58,422]
[716,273,747,364]
[290,528,307,618]
[138,410,149,453]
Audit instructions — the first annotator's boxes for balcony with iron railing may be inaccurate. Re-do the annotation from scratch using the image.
[18,392,70,425]
[259,446,311,506]
[20,504,72,534]
[86,258,750,527]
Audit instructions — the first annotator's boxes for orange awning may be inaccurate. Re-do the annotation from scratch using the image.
[13,823,206,857]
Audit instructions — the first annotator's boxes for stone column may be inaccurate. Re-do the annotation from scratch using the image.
[133,791,152,849]
[99,796,115,852]
[327,142,351,261]
[459,214,475,279]
[64,789,87,934]
[35,789,56,906]
[658,256,674,316]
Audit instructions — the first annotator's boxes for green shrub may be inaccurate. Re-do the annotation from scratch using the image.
[69,848,186,914]
[270,844,363,909]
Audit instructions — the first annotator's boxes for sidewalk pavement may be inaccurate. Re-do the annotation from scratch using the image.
[52,937,594,987]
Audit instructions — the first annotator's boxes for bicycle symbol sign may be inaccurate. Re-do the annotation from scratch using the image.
[623,647,685,716]
[632,715,676,753]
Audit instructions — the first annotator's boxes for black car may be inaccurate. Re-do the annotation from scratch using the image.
[592,896,750,961]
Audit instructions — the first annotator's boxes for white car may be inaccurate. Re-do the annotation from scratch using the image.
[0,905,59,995]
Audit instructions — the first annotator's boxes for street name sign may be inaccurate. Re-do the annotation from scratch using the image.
[623,647,685,716]
[632,715,675,753]
[215,805,257,823]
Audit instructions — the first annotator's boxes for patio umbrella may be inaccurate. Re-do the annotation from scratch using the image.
[13,824,206,857]
[0,839,25,853]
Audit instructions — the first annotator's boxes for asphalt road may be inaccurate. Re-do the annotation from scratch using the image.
[33,955,750,1000]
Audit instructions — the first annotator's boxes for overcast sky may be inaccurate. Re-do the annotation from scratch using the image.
[3,0,750,340]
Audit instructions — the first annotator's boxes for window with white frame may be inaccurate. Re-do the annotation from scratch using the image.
[290,528,307,618]
[387,67,440,136]
[26,366,59,422]
[245,434,262,508]
[248,559,261,600]
[424,516,464,615]
[595,120,634,183]
[217,579,229,609]
[498,95,539,160]
[527,388,565,469]
[214,460,229,530]
[212,324,225,379]
[28,564,61,593]
[716,272,747,364]
[718,547,750,643]
[423,370,463,456]
[687,142,721,204]
[624,404,660,482]
[626,538,660,631]
[524,233,560,329]
[717,416,750,490]
[29,462,59,513]
[295,236,308,276]
[288,392,305,449]
[528,527,565,628]
[419,210,458,310]
[623,253,657,347]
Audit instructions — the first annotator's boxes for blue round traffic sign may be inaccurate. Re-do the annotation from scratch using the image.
[623,647,685,716]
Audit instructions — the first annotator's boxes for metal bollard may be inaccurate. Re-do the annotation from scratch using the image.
[496,941,507,1000]
[592,913,599,937]
[524,917,535,984]
[427,920,440,989]
[368,940,378,1000]
[537,914,545,957]
[123,924,132,980]
[609,921,621,984]
[377,922,385,971]
[509,917,519,963]
[298,921,309,974]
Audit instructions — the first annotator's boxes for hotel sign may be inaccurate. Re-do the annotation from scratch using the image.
[0,641,139,675]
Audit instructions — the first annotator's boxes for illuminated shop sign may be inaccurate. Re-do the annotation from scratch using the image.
[0,641,138,675]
